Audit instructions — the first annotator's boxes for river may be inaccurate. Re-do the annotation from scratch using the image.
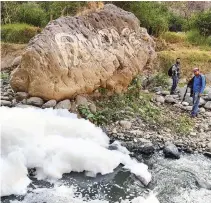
[1,107,211,203]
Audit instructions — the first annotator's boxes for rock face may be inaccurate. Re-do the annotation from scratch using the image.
[10,4,156,101]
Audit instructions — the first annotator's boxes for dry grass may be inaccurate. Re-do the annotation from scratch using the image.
[155,33,211,83]
[76,2,104,16]
[157,48,211,77]
[160,32,187,44]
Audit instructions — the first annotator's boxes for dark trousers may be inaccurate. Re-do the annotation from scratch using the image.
[171,76,179,94]
[191,92,200,116]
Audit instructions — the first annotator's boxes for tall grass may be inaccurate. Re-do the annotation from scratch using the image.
[1,23,41,44]
[161,32,187,44]
[187,30,211,47]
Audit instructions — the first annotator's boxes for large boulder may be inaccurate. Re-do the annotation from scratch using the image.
[10,4,156,101]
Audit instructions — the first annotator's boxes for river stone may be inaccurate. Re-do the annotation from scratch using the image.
[161,91,170,96]
[205,112,211,117]
[204,101,211,109]
[0,100,12,107]
[185,106,193,111]
[12,99,17,106]
[27,97,44,107]
[165,96,176,104]
[204,152,211,158]
[15,92,29,101]
[75,95,88,107]
[153,86,162,93]
[163,142,180,159]
[137,142,155,155]
[1,96,11,101]
[155,95,165,103]
[182,101,189,106]
[42,100,57,108]
[55,99,71,110]
[199,107,206,113]
[3,92,9,97]
[207,142,211,152]
[185,95,193,105]
[208,91,211,100]
[89,103,97,113]
[120,120,132,129]
[9,4,156,101]
[199,97,206,106]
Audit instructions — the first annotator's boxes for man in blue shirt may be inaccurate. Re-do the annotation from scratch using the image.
[191,67,206,118]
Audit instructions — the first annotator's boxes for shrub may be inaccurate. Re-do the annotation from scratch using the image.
[193,10,211,37]
[187,30,211,46]
[168,13,186,32]
[0,72,9,80]
[1,23,41,44]
[161,32,187,43]
[16,2,47,27]
[130,2,170,36]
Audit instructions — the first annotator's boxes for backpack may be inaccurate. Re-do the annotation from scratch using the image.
[168,66,173,77]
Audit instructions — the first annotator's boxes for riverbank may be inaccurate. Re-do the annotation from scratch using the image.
[1,69,211,157]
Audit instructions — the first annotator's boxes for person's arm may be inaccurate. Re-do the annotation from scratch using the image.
[200,75,206,94]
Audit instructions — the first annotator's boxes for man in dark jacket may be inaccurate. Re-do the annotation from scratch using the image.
[191,67,206,118]
[170,58,181,95]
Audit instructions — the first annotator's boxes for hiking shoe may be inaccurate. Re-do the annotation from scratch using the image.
[190,114,196,118]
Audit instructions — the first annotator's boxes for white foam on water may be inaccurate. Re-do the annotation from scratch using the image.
[0,107,152,197]
[10,185,159,203]
[172,188,211,203]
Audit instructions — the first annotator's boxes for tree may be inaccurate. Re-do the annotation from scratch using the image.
[130,2,170,36]
[194,10,211,36]
[16,2,47,27]
[49,2,86,20]
[1,1,23,24]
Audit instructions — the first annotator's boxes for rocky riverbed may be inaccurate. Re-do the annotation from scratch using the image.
[1,69,211,158]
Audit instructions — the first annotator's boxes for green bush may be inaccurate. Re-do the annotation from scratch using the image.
[168,13,186,31]
[1,23,41,43]
[16,3,47,27]
[193,10,211,37]
[187,29,211,46]
[130,2,170,36]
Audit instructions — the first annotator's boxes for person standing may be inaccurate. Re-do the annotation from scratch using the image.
[191,68,206,118]
[170,58,181,95]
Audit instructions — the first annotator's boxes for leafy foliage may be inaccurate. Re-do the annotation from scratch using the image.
[130,2,170,36]
[79,77,193,135]
[1,23,41,43]
[187,29,211,46]
[193,10,211,36]
[16,3,48,27]
[78,105,107,126]
[0,72,9,80]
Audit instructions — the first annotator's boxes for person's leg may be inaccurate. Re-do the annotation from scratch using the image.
[191,92,200,117]
[175,76,179,92]
[171,76,176,94]
[194,93,200,116]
